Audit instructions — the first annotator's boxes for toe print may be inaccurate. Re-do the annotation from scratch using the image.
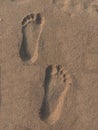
[40,65,72,125]
[21,14,35,27]
[19,13,45,63]
[36,13,42,24]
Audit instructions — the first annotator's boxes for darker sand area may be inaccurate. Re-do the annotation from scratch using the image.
[0,0,98,130]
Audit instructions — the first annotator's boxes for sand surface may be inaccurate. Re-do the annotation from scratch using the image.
[0,0,98,130]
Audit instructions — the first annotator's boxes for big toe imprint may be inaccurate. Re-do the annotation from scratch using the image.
[19,13,45,63]
[40,65,72,125]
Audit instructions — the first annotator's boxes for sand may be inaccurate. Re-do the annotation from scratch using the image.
[0,0,98,130]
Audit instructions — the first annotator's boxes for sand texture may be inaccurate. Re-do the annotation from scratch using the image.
[0,0,98,130]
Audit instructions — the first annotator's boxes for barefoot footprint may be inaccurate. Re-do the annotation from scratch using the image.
[40,65,72,125]
[19,13,45,63]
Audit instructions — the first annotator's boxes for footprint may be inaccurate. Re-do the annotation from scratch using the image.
[19,13,45,63]
[39,65,72,125]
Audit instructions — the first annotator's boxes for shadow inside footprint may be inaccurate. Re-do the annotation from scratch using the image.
[36,13,42,24]
[39,65,53,120]
[19,27,31,61]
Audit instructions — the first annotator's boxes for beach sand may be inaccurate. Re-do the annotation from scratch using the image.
[0,0,98,130]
